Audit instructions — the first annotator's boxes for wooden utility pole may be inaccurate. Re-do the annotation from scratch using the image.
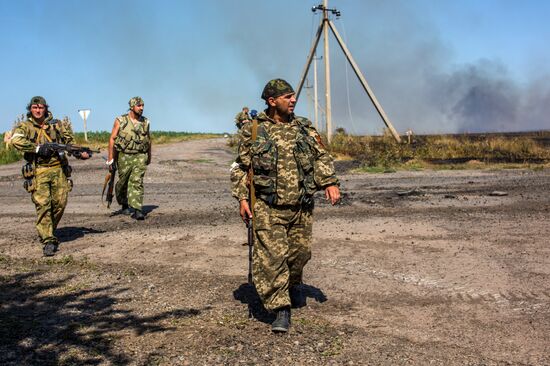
[322,0,333,142]
[313,54,320,130]
[296,2,401,143]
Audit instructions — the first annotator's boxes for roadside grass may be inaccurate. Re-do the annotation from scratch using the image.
[0,131,221,165]
[0,133,22,165]
[72,131,221,148]
[330,130,550,173]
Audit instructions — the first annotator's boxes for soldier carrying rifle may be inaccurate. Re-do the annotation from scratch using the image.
[106,97,151,220]
[231,79,340,333]
[10,96,93,256]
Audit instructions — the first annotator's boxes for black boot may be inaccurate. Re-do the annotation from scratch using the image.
[271,306,291,333]
[43,242,57,257]
[132,209,145,220]
[121,204,132,215]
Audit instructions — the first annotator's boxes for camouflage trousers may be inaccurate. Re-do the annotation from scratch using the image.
[31,165,70,244]
[252,198,313,311]
[115,152,148,211]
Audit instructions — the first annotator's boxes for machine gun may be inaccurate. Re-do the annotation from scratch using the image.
[41,142,100,157]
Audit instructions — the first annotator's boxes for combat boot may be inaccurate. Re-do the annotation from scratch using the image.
[271,306,291,333]
[43,242,57,257]
[121,204,132,215]
[132,209,145,220]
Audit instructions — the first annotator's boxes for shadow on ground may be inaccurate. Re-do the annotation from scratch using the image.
[0,270,200,365]
[56,226,106,243]
[108,205,159,218]
[233,283,328,324]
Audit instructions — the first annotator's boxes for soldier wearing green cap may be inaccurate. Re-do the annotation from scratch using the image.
[107,96,151,220]
[234,106,250,130]
[231,79,341,333]
[10,96,90,256]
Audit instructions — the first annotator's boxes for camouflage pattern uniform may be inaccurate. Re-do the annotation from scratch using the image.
[114,99,151,212]
[231,110,339,311]
[234,108,250,130]
[10,106,75,246]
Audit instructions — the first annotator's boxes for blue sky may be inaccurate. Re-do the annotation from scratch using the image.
[1,0,549,135]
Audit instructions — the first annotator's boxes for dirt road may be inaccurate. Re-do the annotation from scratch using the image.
[1,137,549,365]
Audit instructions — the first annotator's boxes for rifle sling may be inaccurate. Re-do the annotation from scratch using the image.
[249,119,258,228]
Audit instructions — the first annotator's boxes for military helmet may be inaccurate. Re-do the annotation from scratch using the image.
[128,96,144,108]
[261,79,294,100]
[27,96,48,111]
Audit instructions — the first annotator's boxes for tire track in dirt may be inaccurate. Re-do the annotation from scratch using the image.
[319,258,550,312]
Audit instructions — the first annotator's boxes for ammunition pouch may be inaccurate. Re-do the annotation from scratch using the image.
[114,116,150,153]
[301,194,315,209]
[22,162,35,193]
[114,130,132,151]
[251,139,278,205]
[62,163,72,178]
[58,151,72,178]
[294,131,319,197]
[23,178,35,193]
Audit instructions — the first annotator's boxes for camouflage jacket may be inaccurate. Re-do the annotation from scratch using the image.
[10,112,75,166]
[234,111,250,129]
[114,114,151,154]
[231,111,339,206]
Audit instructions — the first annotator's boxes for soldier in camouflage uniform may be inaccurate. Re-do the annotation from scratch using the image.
[231,79,340,332]
[10,96,90,256]
[107,97,151,220]
[234,106,250,130]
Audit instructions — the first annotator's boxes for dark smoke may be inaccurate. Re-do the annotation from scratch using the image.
[225,1,550,134]
[433,60,522,133]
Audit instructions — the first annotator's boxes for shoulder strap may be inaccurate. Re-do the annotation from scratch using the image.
[249,118,258,224]
[143,117,150,132]
[251,118,258,141]
[118,115,129,131]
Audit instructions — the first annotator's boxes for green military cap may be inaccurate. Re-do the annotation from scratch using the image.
[261,79,294,100]
[27,96,48,110]
[128,96,144,108]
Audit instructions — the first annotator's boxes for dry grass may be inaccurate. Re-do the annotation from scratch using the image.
[329,130,550,171]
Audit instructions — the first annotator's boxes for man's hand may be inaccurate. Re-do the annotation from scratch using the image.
[73,151,90,160]
[325,185,341,205]
[239,199,253,223]
[106,159,115,172]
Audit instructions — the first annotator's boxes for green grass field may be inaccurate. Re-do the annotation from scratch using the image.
[0,131,221,165]
[3,129,549,170]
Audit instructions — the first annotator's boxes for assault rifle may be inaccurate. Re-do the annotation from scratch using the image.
[41,142,100,157]
[102,160,117,208]
[246,217,253,318]
[245,116,258,319]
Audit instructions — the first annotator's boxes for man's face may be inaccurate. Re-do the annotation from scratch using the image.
[131,103,144,116]
[30,104,46,120]
[269,92,296,117]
